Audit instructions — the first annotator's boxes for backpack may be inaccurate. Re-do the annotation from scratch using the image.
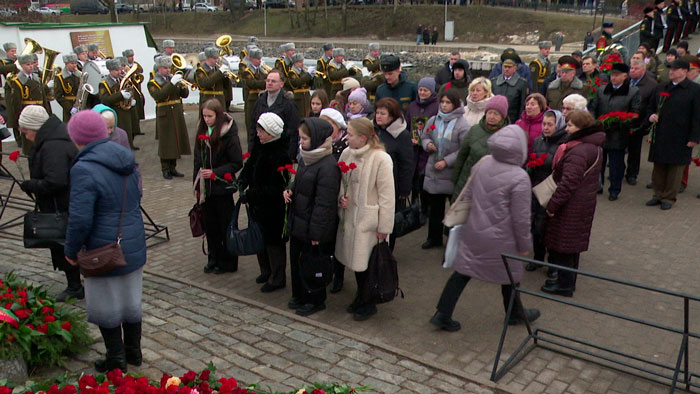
[360,241,404,305]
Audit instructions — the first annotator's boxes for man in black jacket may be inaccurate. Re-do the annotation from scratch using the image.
[434,52,465,88]
[249,69,300,159]
[626,60,658,185]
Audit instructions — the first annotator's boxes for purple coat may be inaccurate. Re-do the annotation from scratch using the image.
[406,94,439,176]
[452,125,532,284]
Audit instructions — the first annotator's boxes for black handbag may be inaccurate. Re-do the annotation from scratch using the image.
[393,199,426,238]
[299,245,333,292]
[360,241,404,305]
[226,198,264,256]
[23,199,68,249]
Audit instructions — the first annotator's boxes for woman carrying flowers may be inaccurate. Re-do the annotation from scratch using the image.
[194,99,244,275]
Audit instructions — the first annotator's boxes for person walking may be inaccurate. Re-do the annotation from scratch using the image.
[429,125,539,332]
[285,118,341,316]
[64,110,146,373]
[335,117,395,322]
[416,24,424,45]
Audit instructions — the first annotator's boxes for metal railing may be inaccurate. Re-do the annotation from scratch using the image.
[583,19,643,57]
[491,254,700,393]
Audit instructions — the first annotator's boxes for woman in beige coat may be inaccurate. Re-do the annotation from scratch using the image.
[335,117,395,321]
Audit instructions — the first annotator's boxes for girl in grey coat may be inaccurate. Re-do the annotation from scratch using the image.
[420,90,470,249]
[430,124,540,332]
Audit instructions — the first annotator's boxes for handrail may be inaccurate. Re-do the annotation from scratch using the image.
[583,20,643,56]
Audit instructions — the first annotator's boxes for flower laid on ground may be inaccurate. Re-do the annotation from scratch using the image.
[278,164,296,238]
[0,272,90,367]
[8,150,26,181]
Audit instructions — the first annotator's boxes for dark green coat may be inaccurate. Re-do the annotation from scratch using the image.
[195,63,225,108]
[239,61,267,136]
[288,67,313,118]
[7,73,52,154]
[327,61,349,100]
[546,77,590,110]
[54,70,80,123]
[147,74,192,160]
[316,56,332,98]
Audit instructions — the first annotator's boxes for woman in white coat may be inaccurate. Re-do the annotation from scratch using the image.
[335,117,396,321]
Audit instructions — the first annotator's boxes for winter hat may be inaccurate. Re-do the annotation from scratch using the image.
[3,42,17,51]
[18,105,49,130]
[257,112,284,142]
[320,108,347,129]
[67,110,109,146]
[163,39,175,48]
[155,55,172,68]
[73,45,86,55]
[122,49,135,57]
[291,53,304,63]
[348,87,368,109]
[18,54,34,64]
[249,48,263,59]
[485,95,509,120]
[417,77,436,93]
[106,59,121,71]
[87,43,99,52]
[93,104,118,126]
[204,47,219,59]
[342,77,360,91]
[62,54,78,64]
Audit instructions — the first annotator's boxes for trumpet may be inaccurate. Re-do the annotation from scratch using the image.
[314,70,327,79]
[217,56,239,83]
[170,53,197,90]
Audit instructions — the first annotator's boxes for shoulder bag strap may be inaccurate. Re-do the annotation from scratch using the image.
[117,177,129,242]
[583,148,602,177]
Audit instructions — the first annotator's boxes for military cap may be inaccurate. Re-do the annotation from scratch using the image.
[163,39,175,48]
[74,45,86,54]
[198,51,206,62]
[644,6,655,13]
[670,58,690,69]
[368,42,381,51]
[154,55,172,68]
[603,22,613,28]
[249,48,263,59]
[291,53,304,63]
[557,55,580,70]
[380,54,400,72]
[280,43,295,52]
[3,43,17,51]
[332,48,345,57]
[538,41,552,49]
[62,54,78,63]
[321,43,334,51]
[204,47,219,59]
[610,63,629,74]
[248,36,258,44]
[502,58,517,67]
[681,55,700,69]
[106,59,121,70]
[18,54,34,64]
[571,50,583,57]
[122,49,135,57]
[500,48,522,64]
[655,0,664,4]
[87,43,99,52]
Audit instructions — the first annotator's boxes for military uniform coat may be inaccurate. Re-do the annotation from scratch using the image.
[529,54,551,94]
[491,73,529,122]
[327,60,349,100]
[239,60,267,134]
[129,61,146,120]
[288,66,313,118]
[98,76,134,147]
[275,57,293,91]
[147,74,192,160]
[546,77,589,110]
[362,56,384,101]
[54,68,81,123]
[7,72,52,154]
[195,62,225,108]
[0,58,18,90]
[316,55,332,98]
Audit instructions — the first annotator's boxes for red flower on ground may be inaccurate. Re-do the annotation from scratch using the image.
[44,315,56,323]
[160,374,171,389]
[8,151,20,162]
[223,173,233,182]
[107,368,124,385]
[25,323,34,330]
[61,321,71,331]
[37,323,48,334]
[41,306,54,315]
[310,390,326,394]
[181,371,197,385]
[79,375,99,390]
[199,369,211,381]
[5,334,13,342]
[14,308,32,319]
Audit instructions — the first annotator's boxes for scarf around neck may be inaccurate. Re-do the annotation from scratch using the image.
[434,110,458,160]
[300,136,333,166]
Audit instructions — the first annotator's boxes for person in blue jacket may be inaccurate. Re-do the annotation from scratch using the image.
[488,48,534,91]
[64,110,146,374]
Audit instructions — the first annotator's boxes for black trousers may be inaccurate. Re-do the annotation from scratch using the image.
[289,237,328,306]
[389,198,407,251]
[436,271,523,318]
[202,194,238,271]
[600,149,626,195]
[549,250,580,289]
[533,233,547,262]
[354,269,372,307]
[425,192,449,243]
[160,159,178,172]
[663,25,677,52]
[257,241,287,286]
[626,131,645,179]
[50,246,82,290]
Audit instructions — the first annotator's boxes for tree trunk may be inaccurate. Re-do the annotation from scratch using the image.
[342,0,347,32]
[391,0,398,26]
[109,0,117,22]
[324,0,328,29]
[304,0,310,29]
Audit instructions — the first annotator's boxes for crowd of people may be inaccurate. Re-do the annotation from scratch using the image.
[2,9,700,370]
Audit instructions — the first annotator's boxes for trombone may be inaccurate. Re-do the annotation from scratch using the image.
[170,53,197,90]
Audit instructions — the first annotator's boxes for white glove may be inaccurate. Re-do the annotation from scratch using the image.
[70,107,79,115]
[46,80,54,89]
[121,90,132,100]
[170,74,183,85]
[131,99,137,107]
[185,64,193,70]
[219,64,230,73]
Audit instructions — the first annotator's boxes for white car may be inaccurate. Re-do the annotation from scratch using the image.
[193,3,217,11]
[35,6,61,15]
[0,7,18,16]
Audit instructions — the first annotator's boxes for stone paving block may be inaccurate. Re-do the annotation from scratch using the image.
[306,337,345,354]
[221,366,261,388]
[181,359,207,373]
[523,381,547,394]
[434,372,466,388]
[424,377,462,394]
[232,329,262,345]
[534,368,558,385]
[368,348,398,364]
[142,348,161,363]
[361,376,400,394]
[370,358,405,375]
[401,379,435,393]
[250,365,290,382]
[259,354,294,370]
[254,340,287,355]
[338,337,370,351]
[222,353,258,370]
[286,329,316,343]
[398,359,435,376]
[544,380,569,394]
[337,357,371,374]
[285,364,315,379]
[281,377,307,390]
[173,328,204,343]
[325,366,364,385]
[372,369,406,385]
[229,342,265,359]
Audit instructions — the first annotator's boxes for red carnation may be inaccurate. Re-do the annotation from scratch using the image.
[223,173,233,182]
[25,323,34,330]
[44,315,56,323]
[160,374,171,389]
[276,166,285,172]
[288,168,297,175]
[181,371,197,385]
[285,164,294,170]
[242,152,251,160]
[209,173,216,180]
[8,151,19,162]
[660,92,670,98]
[535,158,545,166]
[429,124,436,131]
[199,369,211,381]
[527,161,536,168]
[61,321,71,331]
[348,162,357,170]
[4,303,11,310]
[37,323,48,334]
[41,306,54,315]
[540,153,548,159]
[107,369,123,385]
[5,334,14,342]
[310,390,325,394]
[16,291,26,298]
[337,161,346,167]
[529,153,537,160]
[14,309,32,320]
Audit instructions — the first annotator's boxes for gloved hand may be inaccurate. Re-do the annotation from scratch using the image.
[121,90,132,100]
[70,107,79,115]
[131,99,137,107]
[185,64,193,70]
[170,73,183,85]
[19,180,31,194]
[219,63,230,73]
[46,80,55,89]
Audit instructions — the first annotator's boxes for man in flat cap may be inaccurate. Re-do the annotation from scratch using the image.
[529,41,552,94]
[362,42,384,102]
[148,55,191,180]
[195,47,226,109]
[238,47,267,139]
[87,43,102,61]
[275,43,295,90]
[316,43,334,98]
[375,54,417,113]
[327,48,349,99]
[491,55,529,122]
[488,48,533,91]
[288,52,313,117]
[123,49,145,132]
[546,56,589,110]
[99,58,137,150]
[591,62,641,201]
[597,22,614,54]
[54,54,81,122]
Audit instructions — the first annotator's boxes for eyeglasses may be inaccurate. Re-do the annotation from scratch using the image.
[562,106,575,111]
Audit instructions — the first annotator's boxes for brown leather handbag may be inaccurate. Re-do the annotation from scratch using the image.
[77,178,129,277]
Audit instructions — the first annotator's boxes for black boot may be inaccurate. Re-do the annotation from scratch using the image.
[56,269,84,302]
[122,322,142,366]
[94,326,127,373]
[203,254,217,274]
[330,258,344,294]
[429,311,461,332]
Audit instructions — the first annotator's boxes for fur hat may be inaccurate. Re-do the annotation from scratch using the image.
[291,53,304,63]
[18,54,34,64]
[116,56,127,66]
[106,59,121,70]
[380,54,400,72]
[342,77,360,91]
[3,42,17,51]
[163,39,175,48]
[87,43,99,52]
[417,77,436,94]
[62,54,78,64]
[122,49,134,57]
[332,48,345,57]
[155,55,172,68]
[280,43,295,52]
[67,110,109,146]
[610,63,630,74]
[18,105,49,130]
[538,41,552,49]
[257,112,284,142]
[198,52,206,62]
[204,47,219,59]
[249,48,263,59]
[368,42,380,51]
[321,43,334,51]
[73,45,86,54]
[485,95,509,120]
[348,87,368,109]
[248,36,258,44]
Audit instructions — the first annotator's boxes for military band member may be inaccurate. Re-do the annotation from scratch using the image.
[288,53,313,119]
[1,42,18,90]
[275,42,295,89]
[6,54,52,153]
[597,22,614,54]
[74,45,88,71]
[316,43,333,98]
[529,41,552,94]
[239,47,267,137]
[54,54,81,122]
[123,49,145,135]
[327,48,349,100]
[154,39,176,60]
[87,43,102,61]
[241,36,258,58]
[148,56,191,179]
[99,58,137,150]
[195,47,226,109]
[362,42,384,102]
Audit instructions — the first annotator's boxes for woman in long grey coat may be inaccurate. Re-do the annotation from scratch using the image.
[429,124,540,332]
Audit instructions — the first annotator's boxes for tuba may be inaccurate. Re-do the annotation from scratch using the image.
[73,71,95,111]
[170,53,197,90]
[118,63,139,110]
[215,35,239,82]
[41,46,61,100]
[8,37,43,80]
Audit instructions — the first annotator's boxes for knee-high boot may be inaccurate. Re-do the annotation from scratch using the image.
[122,321,142,366]
[94,326,127,372]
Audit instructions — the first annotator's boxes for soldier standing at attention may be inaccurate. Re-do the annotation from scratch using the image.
[239,47,267,140]
[195,47,226,109]
[362,42,384,102]
[155,39,176,60]
[275,43,295,90]
[54,54,81,122]
[288,53,313,118]
[316,43,334,98]
[597,22,614,55]
[1,42,18,88]
[148,56,191,180]
[529,41,552,95]
[327,48,349,100]
[99,58,136,150]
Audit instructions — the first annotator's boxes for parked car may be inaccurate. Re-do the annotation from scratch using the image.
[70,0,109,14]
[0,7,19,16]
[193,2,217,11]
[35,6,61,14]
[116,3,134,12]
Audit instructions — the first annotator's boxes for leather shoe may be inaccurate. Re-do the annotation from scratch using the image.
[626,176,637,185]
[544,279,558,286]
[162,171,172,180]
[525,262,538,271]
[608,193,618,201]
[353,304,377,321]
[541,283,574,297]
[131,146,140,151]
[645,198,661,206]
[260,283,285,293]
[203,257,217,274]
[546,268,558,279]
[296,303,326,316]
[597,184,603,194]
[330,271,344,293]
[508,308,541,326]
[288,298,303,309]
[55,286,85,302]
[170,169,185,177]
[429,311,461,332]
[660,201,673,210]
[255,274,269,284]
[213,265,237,274]
[646,182,653,189]
[421,239,442,249]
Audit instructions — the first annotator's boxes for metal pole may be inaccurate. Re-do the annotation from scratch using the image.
[444,0,447,26]
[264,1,267,36]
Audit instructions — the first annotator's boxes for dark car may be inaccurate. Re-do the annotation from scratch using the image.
[116,3,134,12]
[70,0,109,14]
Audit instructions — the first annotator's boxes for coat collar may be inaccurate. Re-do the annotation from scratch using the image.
[567,123,604,143]
[549,76,583,91]
[603,79,630,95]
[496,72,520,86]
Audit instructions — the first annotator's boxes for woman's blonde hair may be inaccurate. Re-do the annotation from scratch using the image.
[468,77,493,98]
[348,117,384,151]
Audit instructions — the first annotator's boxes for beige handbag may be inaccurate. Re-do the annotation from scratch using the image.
[533,149,600,208]
[443,157,487,227]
